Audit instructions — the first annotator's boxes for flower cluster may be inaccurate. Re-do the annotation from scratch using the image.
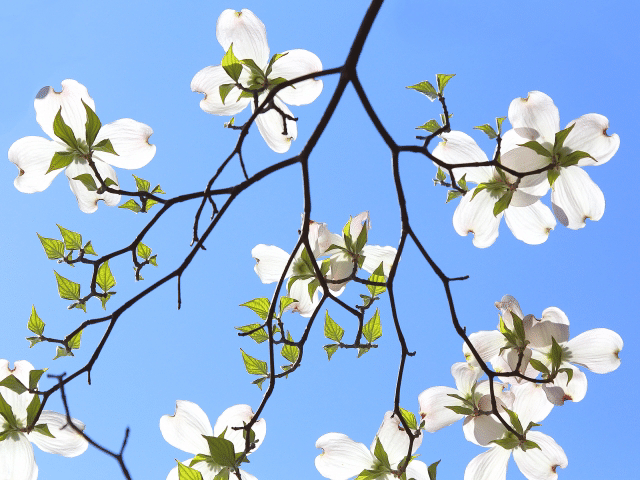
[0,360,88,479]
[160,401,265,480]
[191,9,323,153]
[251,212,397,317]
[436,91,619,247]
[9,79,156,213]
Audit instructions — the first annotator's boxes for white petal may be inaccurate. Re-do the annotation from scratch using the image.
[213,404,266,455]
[28,411,88,457]
[527,307,570,348]
[452,362,482,394]
[494,295,524,331]
[216,9,269,68]
[34,79,95,141]
[432,131,493,184]
[513,431,567,480]
[566,328,623,373]
[463,415,506,447]
[253,94,297,153]
[507,91,559,144]
[65,160,120,213]
[504,201,556,245]
[500,146,550,199]
[0,360,35,421]
[551,166,605,229]
[542,365,587,404]
[160,400,213,455]
[308,221,333,257]
[418,386,464,433]
[464,446,511,480]
[349,211,370,241]
[94,119,156,169]
[251,245,291,283]
[361,245,397,276]
[564,113,620,166]
[511,382,554,425]
[270,49,323,106]
[453,188,503,248]
[406,460,430,480]
[288,277,320,317]
[191,65,251,115]
[0,433,37,480]
[375,411,421,466]
[464,331,505,365]
[327,252,353,295]
[8,136,65,193]
[315,432,373,480]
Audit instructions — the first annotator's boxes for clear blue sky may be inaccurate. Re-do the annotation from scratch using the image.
[1,1,638,479]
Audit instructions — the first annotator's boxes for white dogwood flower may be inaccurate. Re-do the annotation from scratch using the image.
[191,9,323,153]
[160,401,266,480]
[503,91,620,229]
[434,131,555,247]
[8,79,156,213]
[0,360,88,480]
[315,411,428,480]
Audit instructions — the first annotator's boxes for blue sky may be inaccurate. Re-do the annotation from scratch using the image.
[1,1,638,479]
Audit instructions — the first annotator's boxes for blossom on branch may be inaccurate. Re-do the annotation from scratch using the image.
[160,401,266,480]
[8,79,156,213]
[0,360,88,480]
[191,9,323,153]
[502,91,620,229]
[434,131,555,248]
[315,411,429,479]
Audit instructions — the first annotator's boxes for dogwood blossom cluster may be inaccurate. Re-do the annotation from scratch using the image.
[419,295,623,480]
[160,401,265,480]
[191,9,323,153]
[8,79,156,213]
[436,91,619,247]
[251,212,397,317]
[0,360,88,480]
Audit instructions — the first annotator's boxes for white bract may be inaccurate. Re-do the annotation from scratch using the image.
[8,79,156,213]
[315,411,429,480]
[160,401,266,480]
[191,9,323,153]
[502,91,620,229]
[325,212,397,295]
[434,131,555,248]
[252,220,333,317]
[0,360,88,480]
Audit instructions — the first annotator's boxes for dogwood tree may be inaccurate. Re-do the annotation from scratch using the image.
[1,1,633,479]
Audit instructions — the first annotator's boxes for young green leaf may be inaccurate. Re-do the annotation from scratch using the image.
[503,407,523,435]
[235,324,269,344]
[547,168,561,187]
[25,394,41,427]
[252,377,267,390]
[96,261,116,292]
[493,191,513,217]
[399,407,418,430]
[528,358,550,376]
[474,124,498,139]
[53,108,78,148]
[373,437,391,469]
[324,311,345,343]
[27,306,45,336]
[57,225,83,250]
[82,100,101,147]
[417,119,441,132]
[491,436,520,450]
[53,271,80,301]
[428,460,441,480]
[37,234,66,260]
[446,191,463,203]
[240,349,268,376]
[72,174,98,192]
[436,73,455,93]
[177,460,204,480]
[550,337,563,371]
[362,309,382,344]
[279,296,296,315]
[203,435,236,468]
[281,332,300,364]
[357,347,370,358]
[152,185,165,194]
[119,199,142,213]
[83,241,97,256]
[240,298,271,320]
[132,174,150,192]
[0,375,28,395]
[553,124,575,154]
[53,346,74,360]
[29,369,46,391]
[436,167,446,182]
[68,330,83,350]
[222,43,243,82]
[367,263,387,297]
[324,344,339,361]
[219,83,236,104]
[519,140,552,158]
[93,138,118,155]
[406,81,438,101]
[137,242,152,260]
[265,52,286,77]
[444,405,474,416]
[26,337,43,348]
[496,117,506,135]
[45,152,75,174]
